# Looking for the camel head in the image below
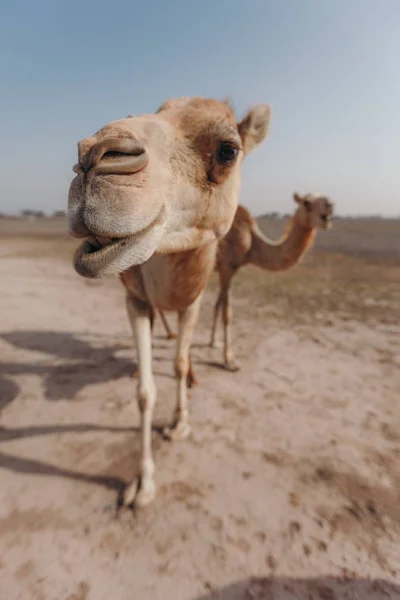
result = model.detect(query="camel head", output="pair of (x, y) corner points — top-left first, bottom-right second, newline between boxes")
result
(293, 193), (334, 230)
(68, 97), (272, 278)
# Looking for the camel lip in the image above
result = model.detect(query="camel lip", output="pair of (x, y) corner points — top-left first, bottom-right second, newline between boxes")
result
(73, 230), (153, 277)
(78, 206), (167, 258)
(72, 205), (167, 278)
(84, 234), (124, 252)
(78, 225), (157, 259)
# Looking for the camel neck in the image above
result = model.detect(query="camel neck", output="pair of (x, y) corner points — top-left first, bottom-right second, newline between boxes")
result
(249, 219), (316, 271)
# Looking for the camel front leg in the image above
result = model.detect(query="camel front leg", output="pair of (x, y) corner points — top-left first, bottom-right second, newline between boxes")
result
(163, 295), (202, 441)
(209, 290), (223, 349)
(132, 306), (156, 379)
(210, 268), (234, 349)
(124, 294), (157, 508)
(222, 289), (240, 372)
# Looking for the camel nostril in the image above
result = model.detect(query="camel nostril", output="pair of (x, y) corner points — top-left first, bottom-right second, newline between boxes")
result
(82, 137), (148, 175)
(101, 141), (147, 161)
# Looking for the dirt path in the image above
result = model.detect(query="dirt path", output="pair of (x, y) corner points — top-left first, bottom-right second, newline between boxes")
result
(1, 244), (400, 600)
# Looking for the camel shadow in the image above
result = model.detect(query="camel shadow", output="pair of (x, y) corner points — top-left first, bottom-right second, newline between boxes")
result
(197, 359), (235, 372)
(2, 330), (128, 361)
(0, 421), (134, 502)
(0, 331), (176, 505)
(0, 448), (126, 495)
(0, 422), (134, 443)
(0, 421), (167, 506)
(194, 576), (400, 599)
(0, 330), (174, 403)
(0, 376), (19, 412)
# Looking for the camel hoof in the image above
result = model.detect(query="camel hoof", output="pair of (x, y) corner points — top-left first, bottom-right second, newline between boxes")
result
(167, 333), (177, 340)
(209, 340), (222, 349)
(163, 421), (192, 441)
(123, 477), (156, 508)
(224, 359), (240, 372)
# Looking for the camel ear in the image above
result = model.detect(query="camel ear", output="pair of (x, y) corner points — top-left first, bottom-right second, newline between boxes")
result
(238, 104), (272, 154)
(293, 192), (302, 204)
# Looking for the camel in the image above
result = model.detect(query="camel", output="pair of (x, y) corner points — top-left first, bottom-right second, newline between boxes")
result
(158, 192), (334, 376)
(68, 96), (271, 507)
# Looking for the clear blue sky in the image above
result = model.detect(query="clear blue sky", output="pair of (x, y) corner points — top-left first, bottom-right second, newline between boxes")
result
(1, 0), (399, 216)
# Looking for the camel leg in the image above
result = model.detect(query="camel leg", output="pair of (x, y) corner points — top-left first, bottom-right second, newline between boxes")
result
(222, 285), (240, 372)
(210, 267), (235, 349)
(132, 306), (155, 379)
(159, 310), (176, 339)
(124, 294), (157, 508)
(134, 311), (197, 385)
(163, 295), (202, 441)
(209, 290), (223, 349)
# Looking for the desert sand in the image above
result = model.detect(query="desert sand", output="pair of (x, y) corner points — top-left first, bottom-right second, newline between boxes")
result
(0, 217), (399, 599)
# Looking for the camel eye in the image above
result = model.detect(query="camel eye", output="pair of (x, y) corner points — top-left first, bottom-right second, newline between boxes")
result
(216, 142), (238, 164)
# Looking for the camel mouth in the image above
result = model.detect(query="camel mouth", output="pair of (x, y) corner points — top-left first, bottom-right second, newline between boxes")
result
(75, 235), (140, 266)
(73, 207), (166, 278)
(320, 214), (332, 229)
(84, 234), (125, 253)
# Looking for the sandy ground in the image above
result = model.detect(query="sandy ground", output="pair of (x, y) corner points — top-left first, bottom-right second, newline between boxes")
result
(1, 237), (400, 600)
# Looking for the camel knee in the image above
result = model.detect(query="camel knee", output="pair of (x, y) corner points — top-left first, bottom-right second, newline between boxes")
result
(174, 355), (189, 379)
(137, 383), (156, 413)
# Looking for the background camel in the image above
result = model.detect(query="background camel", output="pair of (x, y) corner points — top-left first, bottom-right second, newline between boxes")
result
(158, 192), (334, 378)
(68, 96), (271, 507)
